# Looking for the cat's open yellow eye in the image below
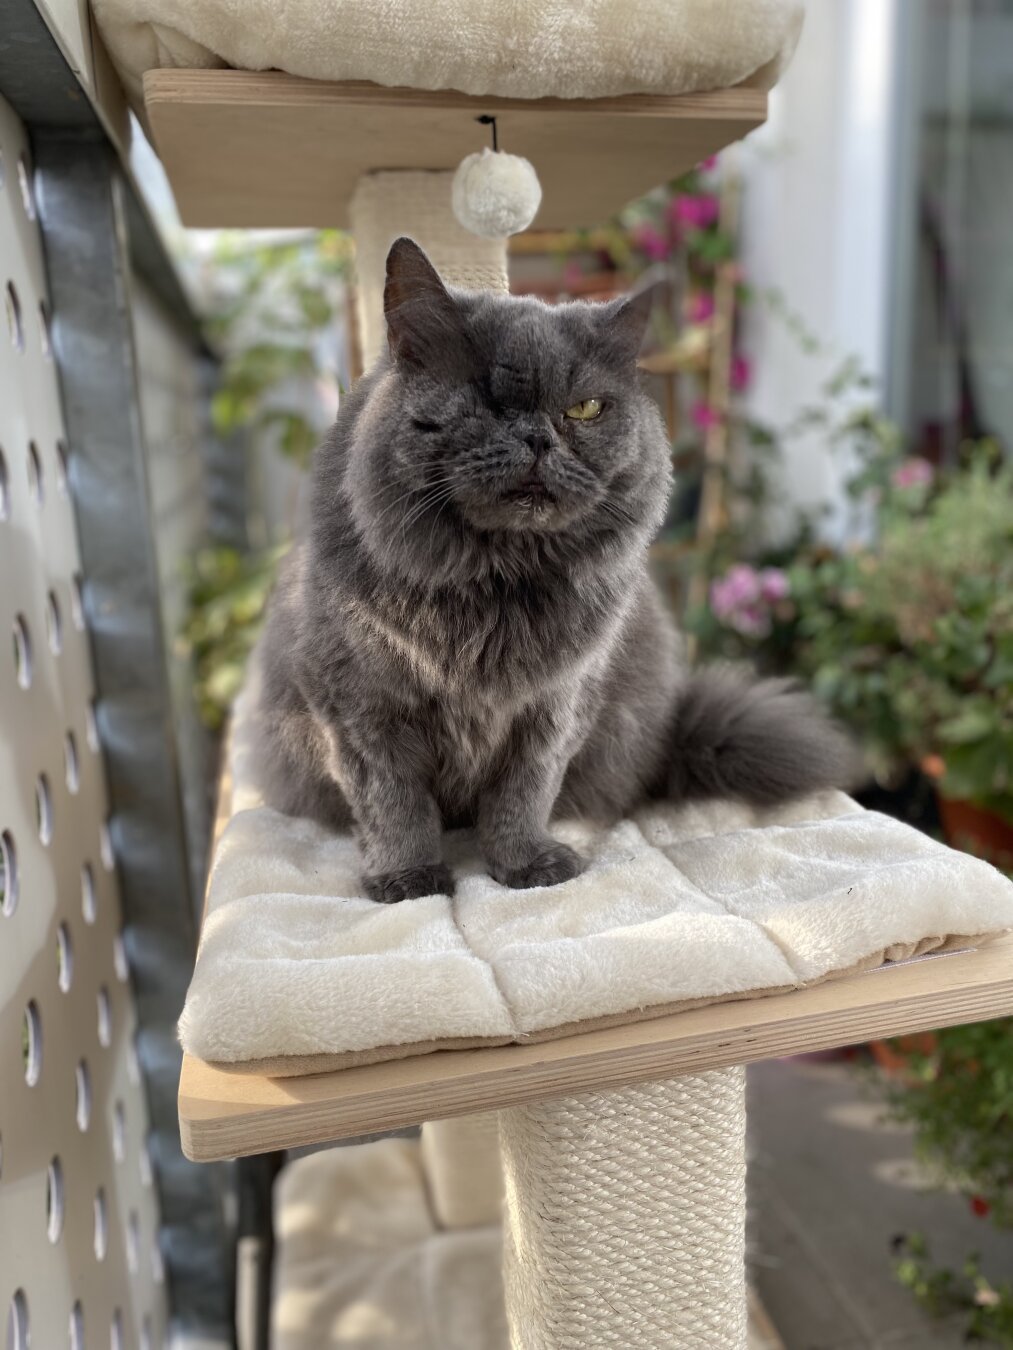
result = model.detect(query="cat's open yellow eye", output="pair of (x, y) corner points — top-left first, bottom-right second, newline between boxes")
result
(563, 397), (603, 421)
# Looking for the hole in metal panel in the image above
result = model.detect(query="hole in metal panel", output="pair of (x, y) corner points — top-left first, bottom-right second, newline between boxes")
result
(71, 573), (85, 629)
(75, 1059), (92, 1131)
(35, 773), (53, 846)
(86, 698), (100, 752)
(112, 1100), (126, 1163)
(6, 1289), (29, 1350)
(100, 820), (114, 871)
(55, 440), (69, 493)
(46, 1155), (65, 1241)
(5, 281), (23, 352)
(26, 441), (42, 504)
(127, 1033), (141, 1085)
(64, 731), (80, 793)
(0, 446), (9, 519)
(81, 862), (97, 924)
(151, 1238), (165, 1284)
(46, 588), (62, 654)
(97, 986), (112, 1048)
(140, 1135), (154, 1189)
(1, 830), (18, 916)
(57, 921), (73, 992)
(23, 1000), (42, 1085)
(12, 613), (32, 688)
(113, 932), (129, 983)
(109, 1309), (123, 1350)
(17, 153), (36, 220)
(38, 300), (51, 359)
(69, 1302), (84, 1350)
(127, 1209), (140, 1272)
(141, 1314), (153, 1350)
(94, 1186), (108, 1261)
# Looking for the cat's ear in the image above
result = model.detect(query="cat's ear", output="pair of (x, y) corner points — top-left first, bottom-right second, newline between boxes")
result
(384, 238), (463, 367)
(599, 283), (661, 362)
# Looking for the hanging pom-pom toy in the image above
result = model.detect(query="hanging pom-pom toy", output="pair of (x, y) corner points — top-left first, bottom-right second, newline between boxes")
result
(451, 117), (542, 239)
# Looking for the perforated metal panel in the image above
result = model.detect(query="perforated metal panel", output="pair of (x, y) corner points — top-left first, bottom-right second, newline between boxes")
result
(1, 92), (168, 1350)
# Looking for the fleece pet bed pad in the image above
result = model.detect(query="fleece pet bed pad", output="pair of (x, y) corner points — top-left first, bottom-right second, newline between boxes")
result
(272, 1142), (506, 1350)
(93, 0), (804, 113)
(179, 696), (1013, 1074)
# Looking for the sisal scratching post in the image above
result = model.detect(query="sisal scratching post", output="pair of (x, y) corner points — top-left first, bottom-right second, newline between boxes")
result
(421, 1113), (503, 1229)
(498, 1069), (748, 1349)
(349, 170), (510, 367)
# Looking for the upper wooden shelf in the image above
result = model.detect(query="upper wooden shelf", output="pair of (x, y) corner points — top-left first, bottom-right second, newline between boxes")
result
(143, 70), (767, 228)
(179, 932), (1013, 1161)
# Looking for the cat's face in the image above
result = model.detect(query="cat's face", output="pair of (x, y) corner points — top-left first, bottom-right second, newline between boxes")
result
(347, 239), (671, 555)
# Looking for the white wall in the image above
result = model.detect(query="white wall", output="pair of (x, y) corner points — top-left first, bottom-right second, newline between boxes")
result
(738, 0), (901, 539)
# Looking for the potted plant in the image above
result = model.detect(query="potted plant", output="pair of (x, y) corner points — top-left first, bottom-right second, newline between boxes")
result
(692, 446), (1013, 865)
(888, 1017), (1013, 1345)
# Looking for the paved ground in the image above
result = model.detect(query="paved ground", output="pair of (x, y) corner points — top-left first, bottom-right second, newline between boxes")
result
(747, 1055), (1011, 1349)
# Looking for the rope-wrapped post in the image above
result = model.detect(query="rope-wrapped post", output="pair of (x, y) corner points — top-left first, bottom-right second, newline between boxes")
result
(349, 169), (509, 367)
(499, 1068), (748, 1349)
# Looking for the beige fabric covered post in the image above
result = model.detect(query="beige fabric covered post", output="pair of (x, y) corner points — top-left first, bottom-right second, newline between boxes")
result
(349, 170), (509, 367)
(498, 1069), (748, 1349)
(421, 1113), (503, 1228)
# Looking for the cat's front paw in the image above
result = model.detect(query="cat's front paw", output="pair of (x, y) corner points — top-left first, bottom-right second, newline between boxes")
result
(490, 843), (585, 890)
(363, 862), (455, 904)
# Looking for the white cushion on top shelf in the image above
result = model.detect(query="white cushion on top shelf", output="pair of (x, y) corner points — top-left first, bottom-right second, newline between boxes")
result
(93, 0), (804, 111)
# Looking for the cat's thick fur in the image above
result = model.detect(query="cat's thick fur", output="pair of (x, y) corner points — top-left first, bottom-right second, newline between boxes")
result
(254, 239), (854, 902)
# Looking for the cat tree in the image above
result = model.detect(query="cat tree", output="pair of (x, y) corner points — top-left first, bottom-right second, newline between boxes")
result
(144, 63), (1013, 1350)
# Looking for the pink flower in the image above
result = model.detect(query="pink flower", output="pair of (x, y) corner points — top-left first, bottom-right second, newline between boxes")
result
(697, 155), (718, 171)
(632, 223), (669, 262)
(709, 564), (788, 639)
(710, 564), (761, 617)
(562, 261), (584, 291)
(669, 193), (721, 231)
(685, 291), (715, 325)
(730, 353), (752, 392)
(759, 568), (790, 602)
(891, 458), (934, 489)
(691, 400), (721, 431)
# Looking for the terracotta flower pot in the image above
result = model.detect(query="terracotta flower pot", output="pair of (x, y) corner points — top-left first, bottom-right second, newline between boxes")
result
(869, 1033), (937, 1076)
(937, 795), (1013, 870)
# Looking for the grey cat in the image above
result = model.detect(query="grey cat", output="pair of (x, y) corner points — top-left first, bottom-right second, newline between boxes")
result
(252, 238), (854, 902)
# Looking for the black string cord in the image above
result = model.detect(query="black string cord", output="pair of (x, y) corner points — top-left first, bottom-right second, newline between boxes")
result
(476, 114), (499, 152)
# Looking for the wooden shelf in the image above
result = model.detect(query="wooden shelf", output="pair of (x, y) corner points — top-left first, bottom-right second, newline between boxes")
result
(179, 932), (1013, 1161)
(143, 70), (767, 228)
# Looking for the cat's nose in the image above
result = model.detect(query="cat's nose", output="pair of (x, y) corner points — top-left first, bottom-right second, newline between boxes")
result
(524, 428), (553, 463)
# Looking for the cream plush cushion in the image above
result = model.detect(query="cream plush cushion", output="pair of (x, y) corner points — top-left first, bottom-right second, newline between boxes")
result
(272, 1141), (506, 1350)
(92, 0), (804, 112)
(177, 689), (1013, 1072)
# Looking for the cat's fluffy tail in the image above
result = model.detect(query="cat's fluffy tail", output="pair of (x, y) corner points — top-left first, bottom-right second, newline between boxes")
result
(667, 668), (859, 806)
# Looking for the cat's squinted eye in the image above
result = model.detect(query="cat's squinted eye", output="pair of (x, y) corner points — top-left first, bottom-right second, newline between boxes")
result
(564, 398), (603, 421)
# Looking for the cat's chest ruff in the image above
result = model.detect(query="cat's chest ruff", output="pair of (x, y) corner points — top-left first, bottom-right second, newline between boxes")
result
(354, 589), (567, 692)
(436, 698), (514, 778)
